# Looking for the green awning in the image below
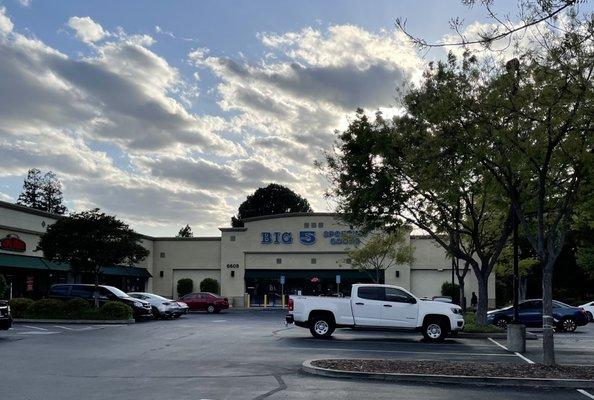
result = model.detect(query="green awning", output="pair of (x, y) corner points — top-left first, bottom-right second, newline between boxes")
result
(0, 253), (50, 271)
(101, 265), (152, 278)
(244, 269), (382, 281)
(0, 253), (151, 278)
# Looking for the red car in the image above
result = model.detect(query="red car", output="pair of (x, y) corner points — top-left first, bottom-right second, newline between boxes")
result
(179, 292), (229, 313)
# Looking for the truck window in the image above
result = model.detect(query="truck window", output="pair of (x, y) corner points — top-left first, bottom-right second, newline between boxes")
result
(384, 287), (415, 303)
(357, 287), (383, 300)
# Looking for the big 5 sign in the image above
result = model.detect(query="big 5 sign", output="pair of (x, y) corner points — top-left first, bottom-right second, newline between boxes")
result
(299, 231), (316, 245)
(0, 234), (26, 252)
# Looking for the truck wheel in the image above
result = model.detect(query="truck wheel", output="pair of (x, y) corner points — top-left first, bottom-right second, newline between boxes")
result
(309, 315), (335, 339)
(422, 318), (447, 342)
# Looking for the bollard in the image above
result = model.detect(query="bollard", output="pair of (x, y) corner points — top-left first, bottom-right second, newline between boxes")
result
(263, 294), (268, 308)
(282, 294), (285, 308)
(245, 293), (250, 309)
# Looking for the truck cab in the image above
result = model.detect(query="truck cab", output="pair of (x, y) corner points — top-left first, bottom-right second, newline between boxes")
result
(286, 284), (464, 342)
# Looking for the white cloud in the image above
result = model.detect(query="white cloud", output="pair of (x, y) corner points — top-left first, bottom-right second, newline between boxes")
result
(0, 6), (13, 35)
(67, 16), (106, 43)
(18, 0), (31, 7)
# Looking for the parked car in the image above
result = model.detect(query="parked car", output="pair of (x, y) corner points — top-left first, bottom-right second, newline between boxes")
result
(580, 301), (594, 322)
(128, 292), (187, 319)
(48, 284), (153, 321)
(0, 300), (12, 330)
(178, 292), (229, 313)
(286, 284), (464, 342)
(486, 299), (589, 332)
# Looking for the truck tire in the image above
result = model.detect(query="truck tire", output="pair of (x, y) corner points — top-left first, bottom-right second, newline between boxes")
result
(422, 318), (447, 342)
(309, 314), (335, 339)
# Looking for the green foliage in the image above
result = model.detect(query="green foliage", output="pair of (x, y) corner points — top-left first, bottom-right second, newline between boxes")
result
(346, 230), (414, 283)
(441, 281), (460, 304)
(38, 209), (150, 278)
(0, 275), (7, 300)
(200, 278), (220, 294)
(24, 299), (65, 319)
(232, 183), (312, 227)
(462, 312), (504, 333)
(97, 301), (132, 320)
(17, 168), (67, 214)
(177, 224), (193, 238)
(8, 298), (34, 318)
(62, 298), (92, 319)
(177, 278), (193, 297)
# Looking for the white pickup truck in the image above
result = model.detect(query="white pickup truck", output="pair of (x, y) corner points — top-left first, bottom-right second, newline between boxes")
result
(286, 284), (464, 342)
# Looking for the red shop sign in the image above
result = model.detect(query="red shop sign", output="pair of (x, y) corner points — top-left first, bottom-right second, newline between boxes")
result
(0, 234), (26, 252)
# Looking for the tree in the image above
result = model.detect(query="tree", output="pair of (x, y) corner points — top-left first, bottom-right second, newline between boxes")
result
(321, 104), (513, 326)
(37, 209), (149, 307)
(200, 278), (220, 294)
(177, 225), (193, 238)
(16, 169), (67, 214)
(231, 183), (313, 227)
(345, 230), (414, 283)
(17, 168), (43, 210)
(441, 281), (461, 304)
(177, 278), (193, 297)
(396, 0), (579, 50)
(39, 172), (67, 214)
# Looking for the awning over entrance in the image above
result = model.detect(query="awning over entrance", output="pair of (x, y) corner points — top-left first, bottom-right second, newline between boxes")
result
(244, 269), (382, 281)
(0, 252), (152, 278)
(0, 253), (49, 271)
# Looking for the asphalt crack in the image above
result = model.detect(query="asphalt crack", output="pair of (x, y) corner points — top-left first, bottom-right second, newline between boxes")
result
(253, 374), (287, 400)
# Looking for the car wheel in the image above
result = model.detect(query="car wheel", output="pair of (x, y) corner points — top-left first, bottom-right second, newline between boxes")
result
(422, 318), (447, 342)
(309, 314), (335, 339)
(586, 312), (593, 323)
(206, 305), (215, 314)
(151, 307), (160, 320)
(494, 317), (509, 330)
(561, 317), (577, 332)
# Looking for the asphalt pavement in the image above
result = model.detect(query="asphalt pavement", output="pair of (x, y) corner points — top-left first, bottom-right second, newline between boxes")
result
(1, 309), (593, 400)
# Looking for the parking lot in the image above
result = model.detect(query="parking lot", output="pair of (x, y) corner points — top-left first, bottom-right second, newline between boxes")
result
(1, 310), (593, 400)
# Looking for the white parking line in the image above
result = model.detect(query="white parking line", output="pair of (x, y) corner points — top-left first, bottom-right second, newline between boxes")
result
(288, 346), (516, 357)
(488, 337), (594, 399)
(22, 325), (48, 331)
(18, 331), (59, 335)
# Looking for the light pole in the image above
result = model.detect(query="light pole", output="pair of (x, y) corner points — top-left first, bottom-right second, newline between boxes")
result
(505, 58), (526, 353)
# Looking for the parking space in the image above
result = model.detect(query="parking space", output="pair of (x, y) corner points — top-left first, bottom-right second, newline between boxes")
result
(0, 311), (592, 400)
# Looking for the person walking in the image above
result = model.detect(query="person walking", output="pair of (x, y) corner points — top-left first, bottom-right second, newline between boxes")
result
(471, 292), (478, 309)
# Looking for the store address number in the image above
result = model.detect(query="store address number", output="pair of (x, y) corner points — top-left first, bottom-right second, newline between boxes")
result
(226, 263), (240, 269)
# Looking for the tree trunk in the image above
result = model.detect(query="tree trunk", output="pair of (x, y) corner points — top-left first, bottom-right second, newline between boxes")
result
(94, 269), (100, 308)
(542, 259), (555, 365)
(375, 268), (380, 284)
(475, 274), (489, 326)
(458, 280), (466, 313)
(519, 277), (527, 301)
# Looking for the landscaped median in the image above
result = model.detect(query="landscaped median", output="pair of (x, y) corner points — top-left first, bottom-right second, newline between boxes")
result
(302, 359), (594, 389)
(9, 298), (135, 324)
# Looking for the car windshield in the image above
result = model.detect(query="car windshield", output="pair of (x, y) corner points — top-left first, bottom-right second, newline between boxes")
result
(146, 294), (170, 301)
(104, 286), (128, 298)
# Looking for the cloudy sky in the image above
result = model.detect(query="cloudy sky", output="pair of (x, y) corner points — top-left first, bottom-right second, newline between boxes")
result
(0, 0), (569, 236)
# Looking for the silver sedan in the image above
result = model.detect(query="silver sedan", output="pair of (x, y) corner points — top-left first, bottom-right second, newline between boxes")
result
(128, 292), (187, 319)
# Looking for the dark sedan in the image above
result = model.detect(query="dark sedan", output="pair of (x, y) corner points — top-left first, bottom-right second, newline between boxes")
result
(486, 299), (589, 332)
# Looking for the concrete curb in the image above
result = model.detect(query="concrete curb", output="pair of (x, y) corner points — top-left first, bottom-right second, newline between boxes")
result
(456, 332), (538, 340)
(302, 359), (594, 389)
(14, 319), (135, 324)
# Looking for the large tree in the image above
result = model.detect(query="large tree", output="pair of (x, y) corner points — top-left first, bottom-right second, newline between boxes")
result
(177, 225), (193, 238)
(231, 183), (312, 227)
(37, 209), (149, 306)
(321, 104), (513, 326)
(17, 168), (67, 214)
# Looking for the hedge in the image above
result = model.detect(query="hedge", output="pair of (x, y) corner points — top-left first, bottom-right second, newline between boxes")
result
(8, 297), (133, 320)
(177, 278), (193, 297)
(200, 278), (220, 294)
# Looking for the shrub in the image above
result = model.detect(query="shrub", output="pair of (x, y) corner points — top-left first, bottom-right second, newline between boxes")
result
(9, 298), (34, 318)
(177, 278), (193, 297)
(441, 281), (460, 305)
(98, 301), (132, 320)
(200, 278), (220, 294)
(62, 298), (93, 319)
(25, 299), (65, 319)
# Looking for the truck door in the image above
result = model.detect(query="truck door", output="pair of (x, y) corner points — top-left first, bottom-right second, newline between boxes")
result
(380, 287), (419, 328)
(352, 286), (383, 326)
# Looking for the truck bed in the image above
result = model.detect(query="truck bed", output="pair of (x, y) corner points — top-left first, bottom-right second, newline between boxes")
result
(290, 295), (355, 326)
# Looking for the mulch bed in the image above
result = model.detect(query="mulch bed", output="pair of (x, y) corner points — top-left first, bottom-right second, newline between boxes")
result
(312, 359), (594, 380)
